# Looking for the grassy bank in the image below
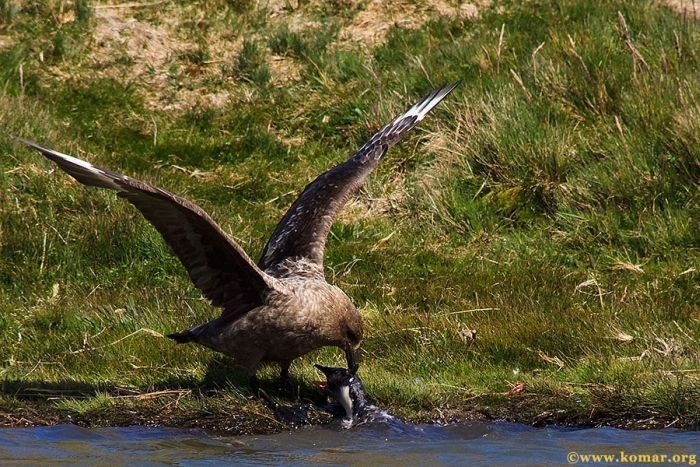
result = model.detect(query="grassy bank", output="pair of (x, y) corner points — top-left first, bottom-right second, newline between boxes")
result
(0, 0), (698, 432)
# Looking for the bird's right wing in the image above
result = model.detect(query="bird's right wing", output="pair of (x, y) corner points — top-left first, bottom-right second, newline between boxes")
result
(15, 137), (276, 318)
(259, 82), (460, 272)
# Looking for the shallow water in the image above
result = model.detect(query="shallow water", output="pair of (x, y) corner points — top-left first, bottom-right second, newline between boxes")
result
(1, 421), (698, 465)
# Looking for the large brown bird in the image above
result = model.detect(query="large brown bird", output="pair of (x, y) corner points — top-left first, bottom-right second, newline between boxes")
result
(14, 82), (459, 387)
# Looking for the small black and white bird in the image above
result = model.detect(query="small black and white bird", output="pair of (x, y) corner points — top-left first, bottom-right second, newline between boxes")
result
(13, 81), (459, 387)
(314, 364), (395, 427)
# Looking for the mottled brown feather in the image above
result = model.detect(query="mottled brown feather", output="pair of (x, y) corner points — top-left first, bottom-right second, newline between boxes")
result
(259, 81), (460, 272)
(13, 137), (273, 318)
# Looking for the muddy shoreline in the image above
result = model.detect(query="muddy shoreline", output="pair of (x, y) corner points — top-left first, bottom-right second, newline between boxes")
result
(2, 393), (697, 435)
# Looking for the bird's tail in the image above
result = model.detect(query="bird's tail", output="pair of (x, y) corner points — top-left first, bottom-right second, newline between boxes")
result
(167, 330), (194, 344)
(167, 323), (206, 344)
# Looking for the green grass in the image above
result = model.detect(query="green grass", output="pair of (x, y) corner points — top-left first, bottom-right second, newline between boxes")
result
(0, 0), (698, 431)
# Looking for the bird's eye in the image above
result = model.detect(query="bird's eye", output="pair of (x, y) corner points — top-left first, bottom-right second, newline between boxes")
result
(346, 329), (357, 342)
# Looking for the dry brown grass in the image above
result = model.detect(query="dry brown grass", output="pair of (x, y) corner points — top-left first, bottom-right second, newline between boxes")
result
(338, 0), (488, 49)
(20, 0), (494, 115)
(661, 0), (700, 19)
(268, 54), (302, 84)
(50, 3), (243, 111)
(0, 35), (13, 49)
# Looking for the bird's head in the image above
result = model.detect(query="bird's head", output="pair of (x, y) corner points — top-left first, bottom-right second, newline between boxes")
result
(341, 305), (363, 363)
(325, 291), (363, 370)
(342, 304), (362, 350)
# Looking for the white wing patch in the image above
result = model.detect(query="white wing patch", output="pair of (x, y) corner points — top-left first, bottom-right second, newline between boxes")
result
(51, 150), (122, 190)
(400, 81), (459, 124)
(14, 137), (123, 191)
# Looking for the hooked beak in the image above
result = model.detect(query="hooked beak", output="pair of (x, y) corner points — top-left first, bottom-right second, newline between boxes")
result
(345, 346), (359, 375)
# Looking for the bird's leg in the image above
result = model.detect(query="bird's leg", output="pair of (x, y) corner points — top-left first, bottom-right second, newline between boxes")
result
(244, 354), (264, 394)
(280, 360), (292, 382)
(278, 360), (296, 393)
(249, 374), (261, 393)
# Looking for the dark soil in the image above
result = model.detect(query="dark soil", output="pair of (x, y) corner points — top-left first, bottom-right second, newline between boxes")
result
(1, 390), (697, 435)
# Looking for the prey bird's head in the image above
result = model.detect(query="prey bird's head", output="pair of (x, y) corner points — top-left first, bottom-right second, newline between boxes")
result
(314, 363), (362, 422)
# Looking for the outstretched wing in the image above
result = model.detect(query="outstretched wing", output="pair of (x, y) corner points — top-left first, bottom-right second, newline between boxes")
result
(259, 81), (460, 272)
(14, 137), (275, 317)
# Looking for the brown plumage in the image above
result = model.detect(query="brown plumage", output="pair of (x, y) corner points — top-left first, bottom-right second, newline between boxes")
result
(13, 82), (459, 385)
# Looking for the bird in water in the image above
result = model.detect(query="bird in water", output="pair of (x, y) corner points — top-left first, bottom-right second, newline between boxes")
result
(314, 364), (394, 428)
(13, 81), (459, 388)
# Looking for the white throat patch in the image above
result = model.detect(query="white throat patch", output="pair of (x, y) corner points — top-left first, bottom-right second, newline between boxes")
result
(338, 385), (353, 418)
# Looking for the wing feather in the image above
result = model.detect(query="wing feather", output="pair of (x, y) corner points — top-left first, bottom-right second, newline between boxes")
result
(259, 81), (460, 272)
(14, 137), (274, 317)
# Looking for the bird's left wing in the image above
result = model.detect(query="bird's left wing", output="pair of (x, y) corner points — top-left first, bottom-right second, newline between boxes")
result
(14, 137), (276, 317)
(259, 81), (460, 273)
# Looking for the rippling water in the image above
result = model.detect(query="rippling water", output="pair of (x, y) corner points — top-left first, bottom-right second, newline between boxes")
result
(1, 421), (698, 465)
